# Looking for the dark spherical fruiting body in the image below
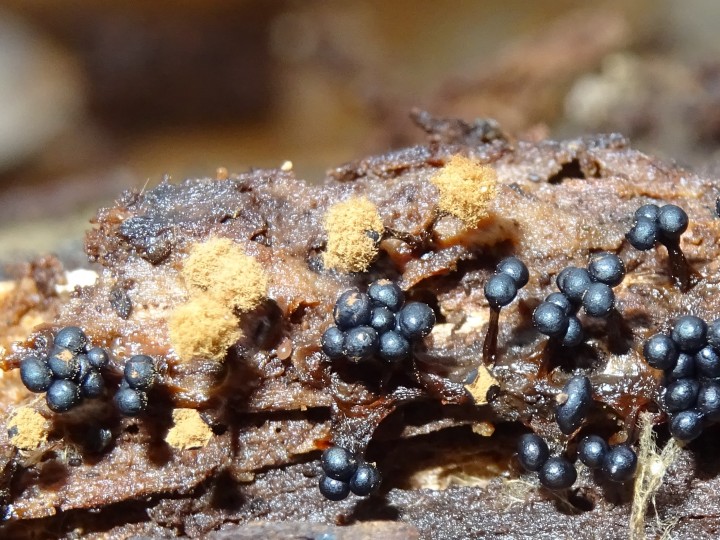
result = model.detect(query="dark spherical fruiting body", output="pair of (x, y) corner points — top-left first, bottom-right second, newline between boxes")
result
(54, 326), (88, 354)
(46, 380), (81, 413)
(643, 334), (679, 370)
(517, 433), (550, 472)
(321, 326), (345, 359)
(484, 273), (518, 310)
(397, 302), (435, 340)
(115, 387), (148, 416)
(602, 445), (638, 482)
(626, 217), (657, 251)
(555, 267), (576, 291)
(368, 280), (404, 312)
(578, 435), (608, 469)
(321, 446), (358, 481)
(695, 346), (720, 379)
(672, 315), (708, 354)
(496, 257), (529, 288)
(657, 204), (689, 241)
(669, 409), (704, 442)
(81, 371), (105, 398)
(48, 349), (81, 381)
(697, 382), (720, 423)
(556, 375), (593, 435)
(343, 326), (379, 360)
(663, 378), (700, 413)
(349, 463), (382, 496)
(319, 475), (350, 501)
(559, 268), (593, 303)
(333, 290), (372, 330)
(87, 347), (109, 370)
(124, 355), (156, 390)
(19, 356), (53, 393)
(560, 316), (584, 347)
(635, 203), (660, 222)
(665, 353), (695, 381)
(538, 457), (577, 490)
(582, 283), (615, 318)
(546, 292), (574, 316)
(533, 302), (569, 338)
(588, 252), (625, 287)
(378, 330), (410, 363)
(370, 307), (395, 334)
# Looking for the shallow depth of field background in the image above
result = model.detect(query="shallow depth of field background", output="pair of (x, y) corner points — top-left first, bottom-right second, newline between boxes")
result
(0, 0), (719, 272)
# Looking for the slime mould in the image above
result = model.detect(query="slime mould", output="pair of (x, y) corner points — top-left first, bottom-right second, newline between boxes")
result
(1, 112), (720, 538)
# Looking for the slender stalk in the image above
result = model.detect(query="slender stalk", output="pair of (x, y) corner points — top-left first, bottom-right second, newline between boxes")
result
(665, 240), (700, 292)
(483, 307), (500, 366)
(607, 308), (632, 355)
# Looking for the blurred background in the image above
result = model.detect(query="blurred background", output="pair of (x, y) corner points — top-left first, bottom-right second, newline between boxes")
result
(1, 0), (720, 273)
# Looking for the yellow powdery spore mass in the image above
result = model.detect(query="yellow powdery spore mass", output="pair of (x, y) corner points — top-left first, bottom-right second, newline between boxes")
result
(165, 408), (213, 450)
(8, 407), (48, 450)
(324, 197), (384, 273)
(431, 155), (498, 227)
(168, 295), (241, 362)
(169, 237), (269, 362)
(181, 237), (268, 312)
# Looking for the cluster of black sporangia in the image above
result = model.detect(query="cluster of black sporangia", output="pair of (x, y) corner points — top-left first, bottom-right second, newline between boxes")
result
(532, 252), (625, 347)
(321, 279), (435, 364)
(567, 375), (638, 484)
(626, 203), (698, 291)
(483, 257), (529, 363)
(517, 375), (638, 489)
(577, 435), (638, 483)
(626, 203), (688, 253)
(318, 446), (381, 501)
(643, 316), (720, 442)
(560, 376), (638, 483)
(483, 257), (529, 311)
(19, 326), (157, 417)
(517, 433), (576, 490)
(115, 355), (157, 417)
(19, 326), (109, 413)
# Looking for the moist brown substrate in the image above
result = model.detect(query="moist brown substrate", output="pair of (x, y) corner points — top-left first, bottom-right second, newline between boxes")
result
(2, 113), (720, 539)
